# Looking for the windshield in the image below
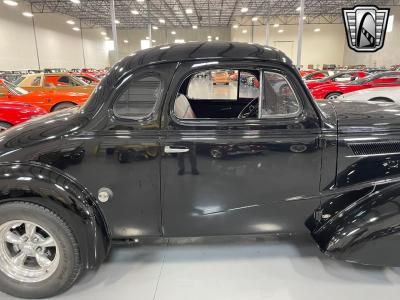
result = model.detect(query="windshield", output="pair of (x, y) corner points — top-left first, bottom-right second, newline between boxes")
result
(2, 80), (29, 95)
(350, 74), (375, 85)
(70, 76), (89, 86)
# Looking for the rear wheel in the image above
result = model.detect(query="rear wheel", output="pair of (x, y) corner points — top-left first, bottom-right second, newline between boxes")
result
(0, 202), (81, 299)
(51, 102), (77, 112)
(325, 92), (342, 100)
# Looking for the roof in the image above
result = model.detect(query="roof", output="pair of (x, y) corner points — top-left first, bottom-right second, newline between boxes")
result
(111, 42), (292, 75)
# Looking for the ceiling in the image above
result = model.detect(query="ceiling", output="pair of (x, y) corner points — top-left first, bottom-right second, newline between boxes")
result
(25, 0), (400, 28)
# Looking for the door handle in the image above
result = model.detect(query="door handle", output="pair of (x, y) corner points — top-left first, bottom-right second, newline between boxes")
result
(164, 146), (190, 153)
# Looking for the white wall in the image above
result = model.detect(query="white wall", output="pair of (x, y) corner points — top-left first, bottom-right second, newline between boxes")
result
(0, 3), (109, 70)
(231, 22), (346, 68)
(109, 27), (231, 64)
(343, 7), (400, 67)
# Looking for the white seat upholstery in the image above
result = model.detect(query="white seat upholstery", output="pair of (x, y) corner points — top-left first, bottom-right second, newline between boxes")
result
(174, 94), (196, 119)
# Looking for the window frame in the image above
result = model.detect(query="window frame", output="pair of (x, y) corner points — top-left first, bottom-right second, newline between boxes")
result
(169, 64), (304, 125)
(259, 70), (302, 119)
(111, 72), (164, 121)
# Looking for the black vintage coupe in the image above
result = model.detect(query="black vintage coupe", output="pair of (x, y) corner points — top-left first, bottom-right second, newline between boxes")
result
(0, 42), (399, 298)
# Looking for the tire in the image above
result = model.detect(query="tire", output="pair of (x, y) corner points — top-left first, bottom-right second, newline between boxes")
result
(51, 102), (77, 112)
(325, 92), (342, 100)
(0, 202), (81, 299)
(0, 122), (12, 132)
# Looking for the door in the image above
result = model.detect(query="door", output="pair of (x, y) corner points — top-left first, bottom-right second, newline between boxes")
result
(161, 61), (322, 237)
(60, 63), (177, 239)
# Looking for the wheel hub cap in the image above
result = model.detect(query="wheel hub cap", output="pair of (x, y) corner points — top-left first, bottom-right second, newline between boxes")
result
(0, 220), (60, 283)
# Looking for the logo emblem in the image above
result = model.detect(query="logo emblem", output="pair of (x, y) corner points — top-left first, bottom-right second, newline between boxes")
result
(342, 5), (390, 52)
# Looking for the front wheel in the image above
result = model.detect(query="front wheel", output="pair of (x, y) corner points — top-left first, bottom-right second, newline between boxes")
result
(325, 92), (342, 100)
(0, 202), (82, 299)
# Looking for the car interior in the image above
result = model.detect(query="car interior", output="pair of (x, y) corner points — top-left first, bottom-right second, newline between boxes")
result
(174, 69), (300, 120)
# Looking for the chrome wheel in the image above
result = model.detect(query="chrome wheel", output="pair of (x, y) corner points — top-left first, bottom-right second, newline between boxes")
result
(0, 220), (60, 283)
(326, 93), (341, 100)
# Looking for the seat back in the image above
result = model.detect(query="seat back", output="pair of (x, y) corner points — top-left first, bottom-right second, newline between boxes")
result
(174, 94), (196, 119)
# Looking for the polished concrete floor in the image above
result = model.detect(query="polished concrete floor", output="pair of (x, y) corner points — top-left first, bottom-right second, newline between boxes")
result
(4, 235), (400, 300)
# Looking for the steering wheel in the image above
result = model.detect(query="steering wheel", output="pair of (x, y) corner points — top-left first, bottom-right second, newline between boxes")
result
(238, 97), (259, 119)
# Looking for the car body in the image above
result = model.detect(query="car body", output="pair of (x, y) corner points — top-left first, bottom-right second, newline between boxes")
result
(310, 71), (400, 100)
(1, 42), (400, 298)
(0, 100), (46, 129)
(212, 70), (230, 85)
(305, 71), (369, 90)
(0, 79), (90, 112)
(299, 69), (316, 77)
(16, 73), (95, 94)
(337, 86), (400, 103)
(302, 70), (335, 81)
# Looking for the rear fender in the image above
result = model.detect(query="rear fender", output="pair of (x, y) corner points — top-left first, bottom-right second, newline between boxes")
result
(310, 181), (400, 266)
(0, 162), (111, 269)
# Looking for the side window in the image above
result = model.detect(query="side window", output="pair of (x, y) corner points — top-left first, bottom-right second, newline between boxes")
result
(261, 71), (300, 117)
(31, 76), (41, 86)
(58, 76), (70, 85)
(113, 75), (163, 119)
(176, 68), (260, 119)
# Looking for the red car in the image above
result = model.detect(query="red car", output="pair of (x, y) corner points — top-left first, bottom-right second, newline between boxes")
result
(306, 71), (369, 90)
(0, 101), (46, 131)
(0, 79), (90, 112)
(310, 71), (400, 100)
(303, 70), (334, 81)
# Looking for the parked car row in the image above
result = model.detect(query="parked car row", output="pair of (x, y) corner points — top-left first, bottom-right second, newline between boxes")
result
(0, 67), (108, 85)
(304, 71), (400, 100)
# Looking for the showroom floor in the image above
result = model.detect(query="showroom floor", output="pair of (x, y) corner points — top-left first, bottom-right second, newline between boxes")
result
(3, 235), (400, 300)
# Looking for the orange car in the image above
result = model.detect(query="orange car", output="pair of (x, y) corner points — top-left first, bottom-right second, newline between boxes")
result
(212, 70), (230, 85)
(16, 73), (95, 94)
(0, 79), (91, 112)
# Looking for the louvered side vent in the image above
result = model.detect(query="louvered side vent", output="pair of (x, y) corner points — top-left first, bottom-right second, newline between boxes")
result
(349, 142), (400, 156)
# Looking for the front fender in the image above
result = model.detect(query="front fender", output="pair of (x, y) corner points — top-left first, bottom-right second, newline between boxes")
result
(311, 181), (400, 266)
(0, 161), (111, 269)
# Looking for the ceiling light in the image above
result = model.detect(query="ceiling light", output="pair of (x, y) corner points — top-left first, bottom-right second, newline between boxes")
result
(252, 17), (258, 22)
(145, 36), (149, 39)
(185, 8), (193, 14)
(303, 16), (306, 20)
(124, 39), (129, 43)
(278, 29), (284, 33)
(296, 6), (301, 11)
(22, 12), (34, 17)
(159, 18), (165, 23)
(152, 26), (158, 30)
(232, 24), (239, 29)
(70, 0), (80, 3)
(105, 36), (110, 40)
(137, 0), (144, 2)
(240, 7), (248, 13)
(72, 27), (80, 31)
(192, 25), (198, 29)
(101, 31), (107, 36)
(152, 39), (156, 43)
(66, 20), (75, 25)
(3, 0), (18, 6)
(242, 29), (247, 33)
(171, 31), (176, 35)
(215, 36), (219, 40)
(273, 23), (279, 27)
(114, 19), (120, 24)
(131, 10), (139, 15)
(207, 35), (212, 39)
(314, 28), (320, 32)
